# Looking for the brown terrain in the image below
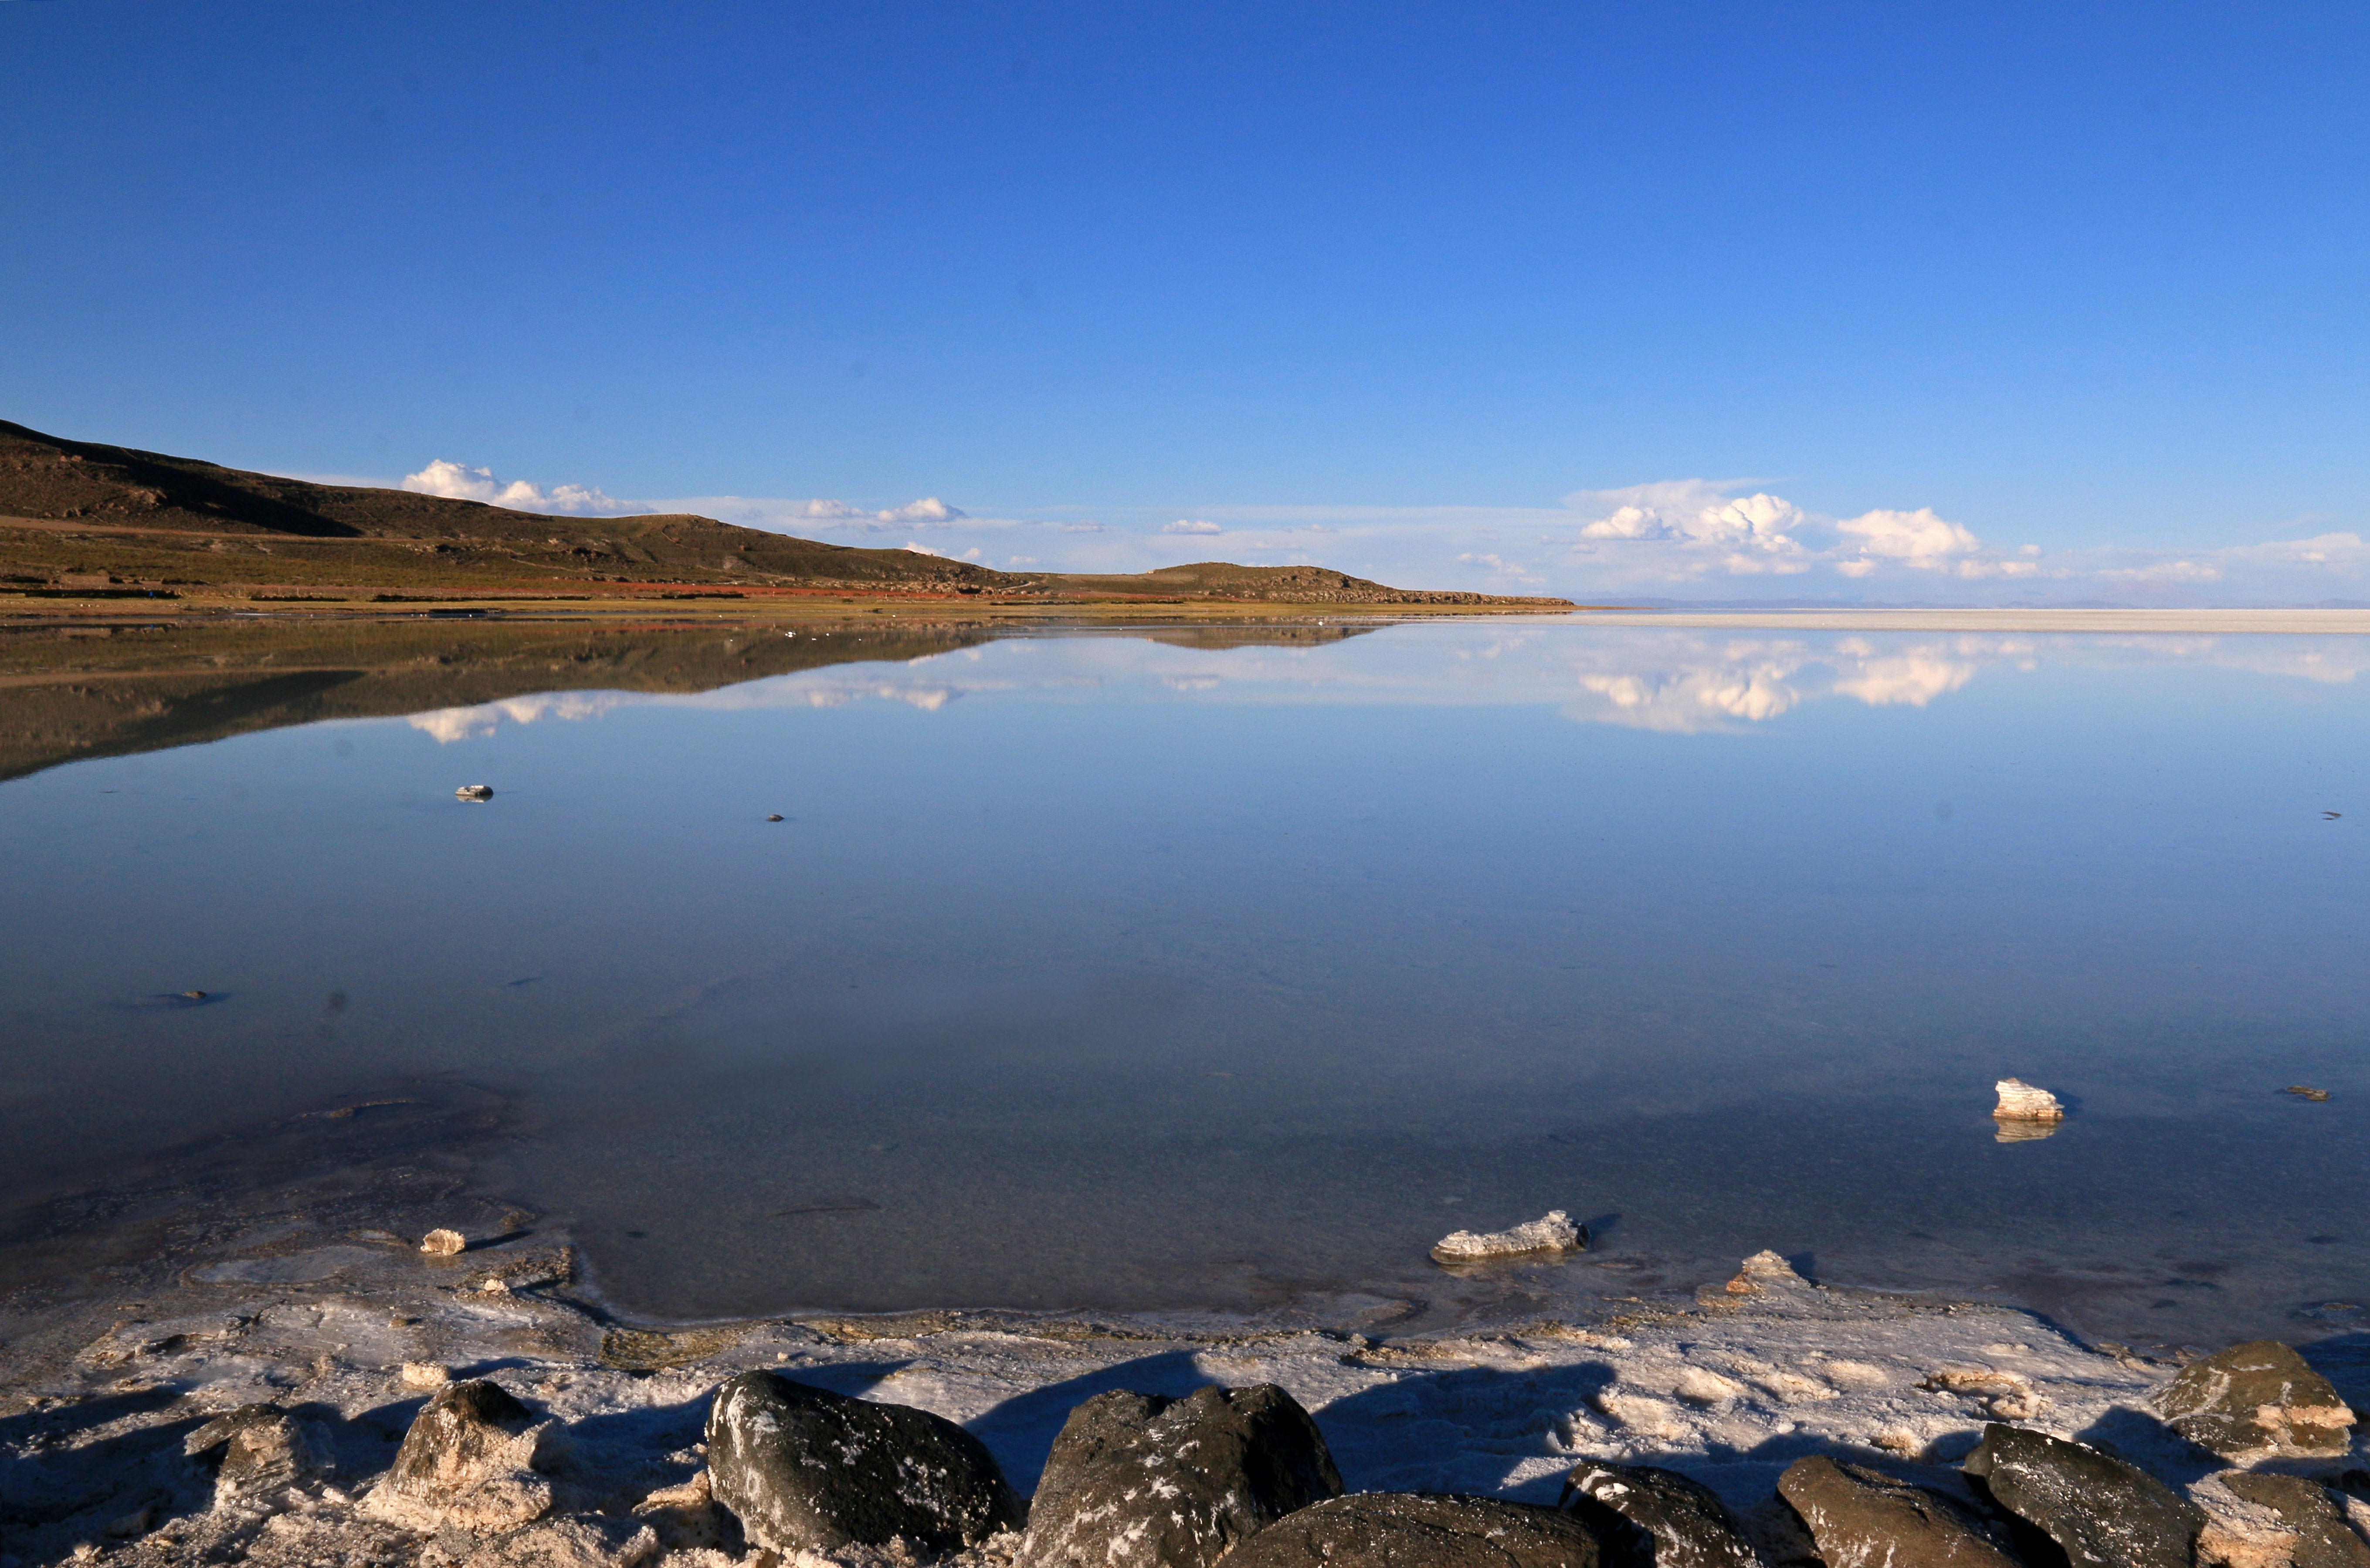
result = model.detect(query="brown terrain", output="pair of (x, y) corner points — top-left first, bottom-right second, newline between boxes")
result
(0, 420), (1571, 610)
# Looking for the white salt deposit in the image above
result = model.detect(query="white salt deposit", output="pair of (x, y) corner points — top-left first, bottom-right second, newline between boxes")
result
(1992, 1077), (2065, 1121)
(11, 1242), (2360, 1568)
(1430, 1209), (1585, 1263)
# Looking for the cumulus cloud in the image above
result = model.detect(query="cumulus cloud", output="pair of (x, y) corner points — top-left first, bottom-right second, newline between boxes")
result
(401, 460), (631, 516)
(1563, 482), (1814, 577)
(1574, 486), (1805, 553)
(1163, 519), (1224, 535)
(800, 497), (966, 527)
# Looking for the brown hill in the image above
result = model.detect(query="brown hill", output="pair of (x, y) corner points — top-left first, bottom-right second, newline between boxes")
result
(0, 421), (1570, 606)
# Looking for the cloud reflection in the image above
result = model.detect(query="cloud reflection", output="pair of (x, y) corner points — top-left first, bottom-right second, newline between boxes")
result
(398, 625), (2370, 744)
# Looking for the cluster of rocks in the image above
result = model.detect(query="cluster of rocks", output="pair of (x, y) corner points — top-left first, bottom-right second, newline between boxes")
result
(273, 1336), (2363, 1568)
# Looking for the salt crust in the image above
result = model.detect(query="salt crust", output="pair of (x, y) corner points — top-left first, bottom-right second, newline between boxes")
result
(15, 1252), (2363, 1565)
(1430, 1210), (1585, 1262)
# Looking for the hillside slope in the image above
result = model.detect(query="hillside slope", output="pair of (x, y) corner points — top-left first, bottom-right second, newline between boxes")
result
(0, 421), (1570, 606)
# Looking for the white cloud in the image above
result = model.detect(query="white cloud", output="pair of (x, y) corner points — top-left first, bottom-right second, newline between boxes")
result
(1836, 507), (1980, 564)
(1163, 519), (1224, 535)
(401, 460), (632, 516)
(798, 496), (966, 527)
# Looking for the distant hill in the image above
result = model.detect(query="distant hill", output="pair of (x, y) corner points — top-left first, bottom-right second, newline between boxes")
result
(0, 421), (1569, 606)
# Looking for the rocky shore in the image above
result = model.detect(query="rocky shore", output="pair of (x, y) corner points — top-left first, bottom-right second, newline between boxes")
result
(4, 1230), (2364, 1568)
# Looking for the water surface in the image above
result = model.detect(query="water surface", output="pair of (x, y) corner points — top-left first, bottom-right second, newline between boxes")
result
(3, 617), (2365, 1348)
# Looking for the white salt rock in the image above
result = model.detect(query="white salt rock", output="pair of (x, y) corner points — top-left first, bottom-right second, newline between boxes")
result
(420, 1229), (468, 1256)
(1430, 1209), (1585, 1263)
(1993, 1078), (2065, 1121)
(400, 1362), (450, 1390)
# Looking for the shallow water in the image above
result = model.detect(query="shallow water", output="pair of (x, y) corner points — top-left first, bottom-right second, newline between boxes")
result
(4, 617), (2367, 1348)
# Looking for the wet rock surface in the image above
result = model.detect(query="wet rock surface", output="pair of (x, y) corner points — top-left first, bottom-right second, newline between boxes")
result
(1019, 1383), (1343, 1568)
(1215, 1493), (1605, 1568)
(1560, 1461), (1758, 1568)
(1777, 1456), (2019, 1568)
(1965, 1423), (2207, 1568)
(705, 1370), (1024, 1554)
(2154, 1341), (2358, 1460)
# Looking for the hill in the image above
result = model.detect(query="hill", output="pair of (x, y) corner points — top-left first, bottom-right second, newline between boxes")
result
(0, 421), (1569, 607)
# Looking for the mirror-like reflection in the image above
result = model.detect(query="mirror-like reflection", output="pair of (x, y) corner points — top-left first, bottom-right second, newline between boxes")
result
(3, 616), (2365, 1348)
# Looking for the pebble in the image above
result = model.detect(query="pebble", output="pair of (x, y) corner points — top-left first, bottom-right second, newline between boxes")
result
(419, 1229), (467, 1256)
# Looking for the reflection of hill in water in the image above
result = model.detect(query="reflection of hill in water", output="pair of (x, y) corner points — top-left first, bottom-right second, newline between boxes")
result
(1132, 623), (1380, 651)
(0, 621), (997, 782)
(0, 619), (1400, 782)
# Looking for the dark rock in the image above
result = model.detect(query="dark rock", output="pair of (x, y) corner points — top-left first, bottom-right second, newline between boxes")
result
(1560, 1462), (1757, 1568)
(1020, 1384), (1343, 1568)
(704, 1371), (1022, 1554)
(1777, 1456), (2019, 1568)
(1965, 1423), (2204, 1568)
(2152, 1341), (2357, 1460)
(1215, 1493), (1604, 1568)
(183, 1402), (323, 1495)
(2219, 1473), (2370, 1568)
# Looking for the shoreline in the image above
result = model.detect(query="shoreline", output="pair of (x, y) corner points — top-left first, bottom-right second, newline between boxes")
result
(8, 1196), (2366, 1567)
(3, 1078), (2364, 1564)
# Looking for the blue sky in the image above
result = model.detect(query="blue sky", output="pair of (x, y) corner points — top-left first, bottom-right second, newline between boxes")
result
(5, 2), (2367, 601)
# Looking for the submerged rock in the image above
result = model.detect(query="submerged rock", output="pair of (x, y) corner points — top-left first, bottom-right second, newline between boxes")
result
(1560, 1461), (1758, 1568)
(1020, 1383), (1341, 1568)
(1777, 1456), (2019, 1568)
(1965, 1423), (2204, 1568)
(1216, 1493), (1605, 1568)
(2219, 1473), (2370, 1568)
(2153, 1341), (2357, 1460)
(704, 1370), (1022, 1554)
(1431, 1210), (1587, 1263)
(1992, 1079), (2065, 1122)
(183, 1402), (324, 1497)
(361, 1378), (569, 1535)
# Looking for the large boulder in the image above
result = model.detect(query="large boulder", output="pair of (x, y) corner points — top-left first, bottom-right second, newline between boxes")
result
(1964, 1424), (2204, 1568)
(2219, 1473), (2370, 1568)
(1215, 1493), (1604, 1568)
(2152, 1342), (2357, 1460)
(1777, 1456), (2020, 1568)
(705, 1371), (1022, 1554)
(360, 1379), (570, 1535)
(1020, 1384), (1343, 1568)
(1560, 1462), (1758, 1568)
(183, 1402), (325, 1498)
